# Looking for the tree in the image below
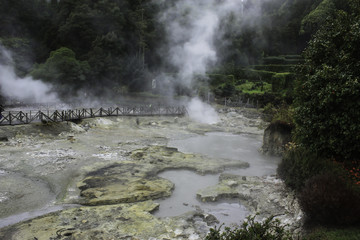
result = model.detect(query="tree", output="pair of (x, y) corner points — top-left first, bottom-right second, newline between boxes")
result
(31, 47), (90, 96)
(294, 0), (360, 162)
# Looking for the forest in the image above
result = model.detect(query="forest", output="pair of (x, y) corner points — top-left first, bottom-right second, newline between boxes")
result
(0, 0), (323, 100)
(1, 0), (360, 239)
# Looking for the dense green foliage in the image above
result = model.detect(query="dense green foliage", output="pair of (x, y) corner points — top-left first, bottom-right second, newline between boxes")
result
(0, 0), (326, 102)
(277, 0), (360, 230)
(31, 47), (90, 96)
(0, 0), (161, 99)
(205, 215), (292, 240)
(294, 0), (360, 162)
(278, 148), (329, 192)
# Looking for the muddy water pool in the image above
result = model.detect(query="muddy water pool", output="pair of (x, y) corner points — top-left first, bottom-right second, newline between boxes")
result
(0, 116), (280, 229)
(154, 132), (280, 225)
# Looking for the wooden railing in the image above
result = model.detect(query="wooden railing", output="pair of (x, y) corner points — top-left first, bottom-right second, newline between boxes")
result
(0, 105), (187, 126)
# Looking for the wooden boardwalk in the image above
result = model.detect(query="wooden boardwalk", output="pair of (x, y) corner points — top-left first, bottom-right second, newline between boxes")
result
(0, 105), (187, 126)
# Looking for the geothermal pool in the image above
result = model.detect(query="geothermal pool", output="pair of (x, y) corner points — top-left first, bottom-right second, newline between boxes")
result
(0, 117), (280, 229)
(154, 132), (280, 225)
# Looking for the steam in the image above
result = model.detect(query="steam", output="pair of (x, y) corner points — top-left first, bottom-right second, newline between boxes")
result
(187, 97), (219, 124)
(0, 45), (59, 104)
(157, 0), (245, 123)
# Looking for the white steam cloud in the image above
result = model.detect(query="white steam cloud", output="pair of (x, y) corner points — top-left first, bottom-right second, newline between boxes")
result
(157, 0), (245, 123)
(187, 97), (219, 124)
(160, 0), (244, 85)
(0, 45), (59, 104)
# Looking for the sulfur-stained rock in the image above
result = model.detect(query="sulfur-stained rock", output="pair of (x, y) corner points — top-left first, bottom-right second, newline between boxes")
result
(76, 146), (249, 206)
(0, 201), (215, 240)
(197, 174), (303, 233)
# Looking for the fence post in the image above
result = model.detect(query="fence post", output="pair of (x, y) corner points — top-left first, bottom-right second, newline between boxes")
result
(9, 112), (12, 125)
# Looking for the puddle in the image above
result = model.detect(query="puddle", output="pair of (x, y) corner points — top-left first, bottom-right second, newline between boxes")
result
(154, 170), (249, 226)
(155, 132), (280, 225)
(168, 132), (280, 176)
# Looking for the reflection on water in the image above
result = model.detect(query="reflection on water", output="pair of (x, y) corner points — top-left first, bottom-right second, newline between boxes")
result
(154, 170), (249, 226)
(0, 204), (78, 228)
(155, 132), (280, 225)
(168, 132), (280, 176)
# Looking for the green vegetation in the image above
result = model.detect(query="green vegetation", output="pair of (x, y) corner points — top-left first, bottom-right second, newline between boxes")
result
(31, 47), (90, 96)
(0, 0), (324, 103)
(235, 81), (272, 94)
(277, 0), (360, 234)
(253, 65), (296, 73)
(295, 0), (360, 162)
(205, 215), (292, 240)
(303, 227), (360, 240)
(1, 1), (360, 237)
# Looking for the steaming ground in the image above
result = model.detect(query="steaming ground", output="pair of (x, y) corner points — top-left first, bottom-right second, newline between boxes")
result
(0, 45), (59, 104)
(0, 108), (260, 223)
(0, 108), (302, 239)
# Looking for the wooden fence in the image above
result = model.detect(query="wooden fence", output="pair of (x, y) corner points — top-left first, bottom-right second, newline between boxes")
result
(0, 105), (187, 126)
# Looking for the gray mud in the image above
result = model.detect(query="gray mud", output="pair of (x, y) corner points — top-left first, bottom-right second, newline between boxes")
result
(0, 108), (302, 239)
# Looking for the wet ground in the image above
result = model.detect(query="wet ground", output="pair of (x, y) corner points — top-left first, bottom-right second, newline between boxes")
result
(0, 108), (302, 239)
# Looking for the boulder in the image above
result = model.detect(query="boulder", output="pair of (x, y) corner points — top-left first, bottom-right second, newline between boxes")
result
(262, 121), (293, 156)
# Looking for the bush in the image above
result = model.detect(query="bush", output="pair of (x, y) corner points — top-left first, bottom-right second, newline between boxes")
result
(243, 69), (276, 82)
(205, 215), (292, 240)
(253, 65), (296, 73)
(263, 56), (286, 65)
(303, 227), (360, 240)
(295, 1), (360, 162)
(277, 148), (331, 192)
(271, 73), (295, 93)
(208, 74), (235, 86)
(299, 173), (360, 226)
(262, 103), (294, 124)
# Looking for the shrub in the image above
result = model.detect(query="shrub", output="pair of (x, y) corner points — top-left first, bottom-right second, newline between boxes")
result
(277, 148), (330, 192)
(272, 104), (294, 125)
(272, 73), (295, 93)
(208, 74), (235, 86)
(243, 69), (276, 82)
(303, 227), (360, 240)
(253, 65), (296, 73)
(295, 1), (360, 162)
(205, 215), (292, 240)
(299, 173), (360, 226)
(262, 103), (294, 124)
(263, 56), (286, 65)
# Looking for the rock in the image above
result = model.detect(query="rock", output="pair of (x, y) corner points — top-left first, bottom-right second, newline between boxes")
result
(262, 121), (293, 156)
(0, 201), (188, 240)
(68, 122), (86, 133)
(225, 180), (239, 187)
(197, 174), (303, 232)
(0, 136), (8, 142)
(77, 146), (249, 206)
